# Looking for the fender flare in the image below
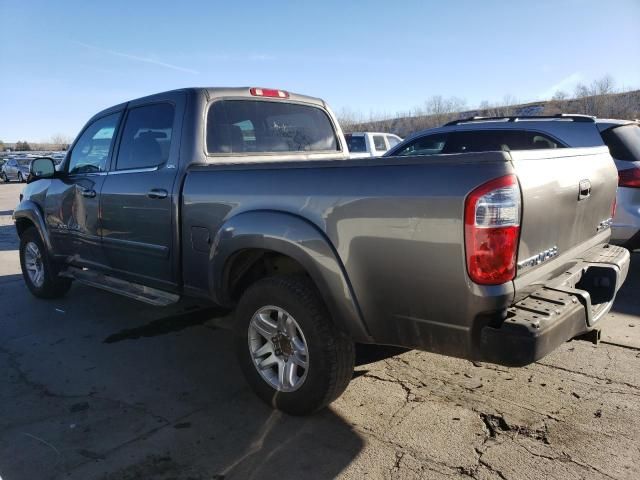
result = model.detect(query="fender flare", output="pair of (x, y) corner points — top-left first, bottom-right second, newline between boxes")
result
(13, 200), (53, 252)
(209, 210), (372, 343)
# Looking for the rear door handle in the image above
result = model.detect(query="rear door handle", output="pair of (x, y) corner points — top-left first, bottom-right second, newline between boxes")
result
(147, 188), (168, 199)
(81, 189), (96, 198)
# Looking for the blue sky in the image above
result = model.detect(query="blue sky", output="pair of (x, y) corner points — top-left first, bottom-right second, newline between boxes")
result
(1, 0), (638, 142)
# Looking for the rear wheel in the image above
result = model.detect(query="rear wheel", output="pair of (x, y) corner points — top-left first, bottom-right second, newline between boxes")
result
(19, 227), (72, 298)
(234, 275), (355, 415)
(0, 172), (8, 183)
(17, 172), (24, 183)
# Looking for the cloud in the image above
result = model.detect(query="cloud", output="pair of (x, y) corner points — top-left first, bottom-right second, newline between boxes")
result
(248, 54), (277, 61)
(75, 41), (199, 74)
(539, 72), (583, 99)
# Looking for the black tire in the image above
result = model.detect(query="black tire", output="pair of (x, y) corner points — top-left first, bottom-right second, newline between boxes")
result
(17, 172), (24, 183)
(234, 275), (355, 415)
(0, 172), (8, 183)
(19, 227), (72, 299)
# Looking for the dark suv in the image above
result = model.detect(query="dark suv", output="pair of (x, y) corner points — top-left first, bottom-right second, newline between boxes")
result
(386, 115), (640, 249)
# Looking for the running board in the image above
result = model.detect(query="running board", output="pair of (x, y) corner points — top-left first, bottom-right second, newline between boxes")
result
(60, 267), (179, 306)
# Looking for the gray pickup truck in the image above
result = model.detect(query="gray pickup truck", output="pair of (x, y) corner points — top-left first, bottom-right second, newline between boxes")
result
(14, 87), (630, 414)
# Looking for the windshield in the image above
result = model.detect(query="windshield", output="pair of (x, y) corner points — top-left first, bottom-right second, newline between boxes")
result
(207, 100), (338, 154)
(601, 124), (640, 162)
(345, 134), (367, 153)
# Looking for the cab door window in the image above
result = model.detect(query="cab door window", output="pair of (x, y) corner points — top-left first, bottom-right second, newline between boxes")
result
(373, 135), (387, 152)
(116, 103), (175, 170)
(68, 113), (121, 174)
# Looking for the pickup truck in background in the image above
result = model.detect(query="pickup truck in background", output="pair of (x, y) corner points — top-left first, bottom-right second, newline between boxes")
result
(344, 131), (402, 158)
(15, 87), (629, 415)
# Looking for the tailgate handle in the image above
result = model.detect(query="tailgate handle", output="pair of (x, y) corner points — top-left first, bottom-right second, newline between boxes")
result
(578, 179), (591, 200)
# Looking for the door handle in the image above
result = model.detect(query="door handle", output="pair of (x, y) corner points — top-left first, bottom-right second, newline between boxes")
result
(147, 188), (168, 199)
(81, 189), (97, 198)
(578, 179), (591, 200)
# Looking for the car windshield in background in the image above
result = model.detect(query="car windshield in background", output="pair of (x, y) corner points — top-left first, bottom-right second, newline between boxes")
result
(207, 100), (338, 154)
(345, 134), (367, 152)
(601, 124), (640, 162)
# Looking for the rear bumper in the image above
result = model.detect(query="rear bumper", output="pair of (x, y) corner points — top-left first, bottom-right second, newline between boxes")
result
(478, 244), (630, 366)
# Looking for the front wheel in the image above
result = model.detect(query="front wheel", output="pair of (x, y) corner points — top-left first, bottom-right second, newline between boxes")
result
(234, 275), (355, 415)
(19, 227), (72, 298)
(17, 172), (24, 183)
(0, 172), (8, 183)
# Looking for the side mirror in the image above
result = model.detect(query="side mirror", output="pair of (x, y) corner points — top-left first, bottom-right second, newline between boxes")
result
(29, 157), (56, 182)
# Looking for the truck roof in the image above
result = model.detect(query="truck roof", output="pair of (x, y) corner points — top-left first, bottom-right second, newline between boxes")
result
(90, 87), (328, 121)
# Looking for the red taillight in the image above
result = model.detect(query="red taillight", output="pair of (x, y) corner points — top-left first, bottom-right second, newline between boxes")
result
(464, 175), (521, 285)
(618, 167), (640, 188)
(249, 87), (289, 98)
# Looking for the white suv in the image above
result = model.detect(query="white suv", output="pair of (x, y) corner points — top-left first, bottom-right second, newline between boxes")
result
(345, 132), (402, 158)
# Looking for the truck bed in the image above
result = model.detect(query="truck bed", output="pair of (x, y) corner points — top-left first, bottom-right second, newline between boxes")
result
(181, 147), (623, 363)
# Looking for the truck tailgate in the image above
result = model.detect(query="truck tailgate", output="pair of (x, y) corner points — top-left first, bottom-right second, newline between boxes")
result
(511, 146), (617, 276)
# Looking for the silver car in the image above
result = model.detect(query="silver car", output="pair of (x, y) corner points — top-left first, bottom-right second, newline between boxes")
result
(386, 115), (640, 249)
(596, 120), (640, 248)
(1, 157), (30, 183)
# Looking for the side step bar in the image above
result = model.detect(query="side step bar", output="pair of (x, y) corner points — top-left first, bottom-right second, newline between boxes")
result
(60, 267), (180, 306)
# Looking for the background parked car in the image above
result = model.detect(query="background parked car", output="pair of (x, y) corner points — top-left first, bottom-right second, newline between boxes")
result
(345, 132), (402, 158)
(1, 157), (31, 182)
(385, 115), (639, 249)
(597, 120), (640, 248)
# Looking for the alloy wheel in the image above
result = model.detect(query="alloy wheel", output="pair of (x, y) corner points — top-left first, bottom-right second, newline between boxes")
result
(248, 305), (309, 392)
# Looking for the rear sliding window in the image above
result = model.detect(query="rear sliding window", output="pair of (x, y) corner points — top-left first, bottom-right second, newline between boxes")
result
(207, 100), (338, 154)
(601, 125), (640, 162)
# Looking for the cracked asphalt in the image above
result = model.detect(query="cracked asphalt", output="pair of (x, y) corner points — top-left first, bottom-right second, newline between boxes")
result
(1, 181), (639, 480)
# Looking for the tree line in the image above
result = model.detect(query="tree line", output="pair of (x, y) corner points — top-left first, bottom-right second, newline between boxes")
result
(1, 134), (73, 152)
(339, 75), (639, 137)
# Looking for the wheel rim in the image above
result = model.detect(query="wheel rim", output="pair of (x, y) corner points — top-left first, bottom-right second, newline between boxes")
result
(248, 305), (309, 392)
(24, 241), (45, 288)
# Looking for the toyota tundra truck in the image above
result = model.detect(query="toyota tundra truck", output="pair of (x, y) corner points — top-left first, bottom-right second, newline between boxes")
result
(14, 87), (629, 415)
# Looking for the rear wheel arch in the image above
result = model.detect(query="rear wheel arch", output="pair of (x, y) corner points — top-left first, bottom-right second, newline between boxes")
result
(210, 211), (371, 342)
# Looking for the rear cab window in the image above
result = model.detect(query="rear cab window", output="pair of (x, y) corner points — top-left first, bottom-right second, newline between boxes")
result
(601, 124), (640, 162)
(345, 134), (367, 153)
(207, 100), (338, 154)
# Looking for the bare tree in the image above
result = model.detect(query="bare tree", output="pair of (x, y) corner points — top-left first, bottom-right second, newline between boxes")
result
(51, 133), (73, 151)
(337, 74), (638, 138)
(552, 90), (568, 101)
